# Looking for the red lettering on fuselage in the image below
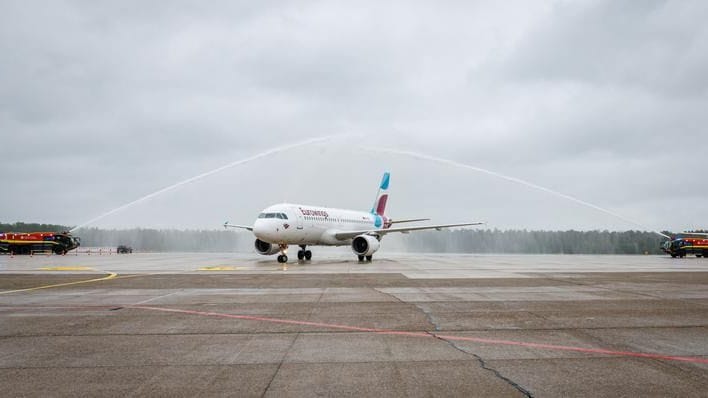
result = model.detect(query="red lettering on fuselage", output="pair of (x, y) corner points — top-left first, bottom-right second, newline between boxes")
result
(299, 207), (329, 218)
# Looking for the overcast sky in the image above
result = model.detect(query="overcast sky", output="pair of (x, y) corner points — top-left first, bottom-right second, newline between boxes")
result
(1, 0), (706, 234)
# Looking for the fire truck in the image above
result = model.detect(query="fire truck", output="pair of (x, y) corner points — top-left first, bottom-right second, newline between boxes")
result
(661, 233), (708, 258)
(0, 231), (81, 255)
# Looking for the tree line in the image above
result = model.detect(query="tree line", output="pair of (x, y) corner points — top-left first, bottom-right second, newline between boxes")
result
(0, 222), (73, 233)
(401, 229), (667, 254)
(74, 227), (247, 252)
(1, 222), (671, 254)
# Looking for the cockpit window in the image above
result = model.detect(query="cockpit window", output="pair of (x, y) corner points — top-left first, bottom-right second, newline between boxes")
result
(259, 212), (288, 219)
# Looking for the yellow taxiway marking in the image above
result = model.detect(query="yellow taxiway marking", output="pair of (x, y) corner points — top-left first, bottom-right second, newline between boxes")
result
(0, 272), (118, 295)
(199, 266), (238, 271)
(40, 266), (94, 271)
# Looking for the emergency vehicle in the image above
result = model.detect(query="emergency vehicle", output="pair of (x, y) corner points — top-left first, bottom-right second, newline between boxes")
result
(0, 231), (81, 255)
(661, 233), (708, 258)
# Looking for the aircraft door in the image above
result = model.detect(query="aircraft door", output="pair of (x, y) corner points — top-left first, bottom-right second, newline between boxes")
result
(294, 206), (304, 230)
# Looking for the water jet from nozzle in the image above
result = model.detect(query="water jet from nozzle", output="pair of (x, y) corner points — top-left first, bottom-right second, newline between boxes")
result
(364, 146), (670, 239)
(71, 135), (341, 232)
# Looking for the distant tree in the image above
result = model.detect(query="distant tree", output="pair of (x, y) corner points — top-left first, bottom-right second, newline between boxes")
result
(0, 222), (71, 233)
(73, 227), (246, 252)
(399, 229), (665, 255)
(3, 222), (668, 254)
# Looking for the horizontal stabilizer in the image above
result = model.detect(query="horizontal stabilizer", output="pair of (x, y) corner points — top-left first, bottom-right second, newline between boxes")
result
(389, 218), (430, 224)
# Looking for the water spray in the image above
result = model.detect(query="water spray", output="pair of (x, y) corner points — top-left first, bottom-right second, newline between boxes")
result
(71, 135), (341, 232)
(364, 147), (670, 239)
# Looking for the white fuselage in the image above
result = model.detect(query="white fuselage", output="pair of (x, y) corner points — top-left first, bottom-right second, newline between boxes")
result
(253, 203), (383, 246)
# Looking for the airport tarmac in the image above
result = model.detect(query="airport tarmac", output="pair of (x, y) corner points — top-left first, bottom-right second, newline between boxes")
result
(1, 253), (707, 397)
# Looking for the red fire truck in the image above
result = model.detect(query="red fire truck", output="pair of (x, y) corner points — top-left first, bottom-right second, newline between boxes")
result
(661, 233), (708, 258)
(0, 231), (81, 255)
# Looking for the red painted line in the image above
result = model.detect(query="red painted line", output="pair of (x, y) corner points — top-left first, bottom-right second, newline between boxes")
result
(131, 305), (708, 365)
(434, 334), (708, 364)
(133, 305), (429, 338)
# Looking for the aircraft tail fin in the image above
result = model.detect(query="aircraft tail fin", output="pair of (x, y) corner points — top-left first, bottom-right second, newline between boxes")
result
(371, 172), (390, 216)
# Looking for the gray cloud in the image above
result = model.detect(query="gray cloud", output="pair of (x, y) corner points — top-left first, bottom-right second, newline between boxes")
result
(1, 0), (706, 233)
(503, 1), (708, 97)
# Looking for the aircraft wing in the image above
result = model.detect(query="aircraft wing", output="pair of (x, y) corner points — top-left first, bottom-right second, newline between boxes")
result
(223, 222), (253, 231)
(334, 222), (485, 240)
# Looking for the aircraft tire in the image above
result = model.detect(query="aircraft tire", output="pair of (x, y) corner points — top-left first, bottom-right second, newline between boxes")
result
(297, 250), (304, 260)
(304, 250), (312, 260)
(277, 255), (288, 263)
(366, 255), (373, 262)
(357, 255), (364, 262)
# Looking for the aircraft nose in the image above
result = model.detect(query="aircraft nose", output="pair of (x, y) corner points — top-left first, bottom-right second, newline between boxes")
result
(253, 219), (279, 241)
(253, 219), (267, 238)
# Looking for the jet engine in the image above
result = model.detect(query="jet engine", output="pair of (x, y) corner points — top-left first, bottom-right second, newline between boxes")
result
(351, 234), (380, 256)
(254, 239), (279, 255)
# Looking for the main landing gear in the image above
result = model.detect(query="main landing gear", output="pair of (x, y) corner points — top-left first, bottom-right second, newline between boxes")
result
(357, 255), (373, 263)
(277, 244), (289, 263)
(297, 245), (312, 261)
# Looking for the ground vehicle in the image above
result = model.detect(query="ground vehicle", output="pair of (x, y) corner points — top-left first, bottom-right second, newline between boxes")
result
(661, 233), (708, 258)
(0, 231), (81, 255)
(116, 245), (133, 254)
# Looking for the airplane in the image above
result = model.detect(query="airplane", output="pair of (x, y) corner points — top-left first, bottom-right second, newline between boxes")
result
(224, 172), (484, 263)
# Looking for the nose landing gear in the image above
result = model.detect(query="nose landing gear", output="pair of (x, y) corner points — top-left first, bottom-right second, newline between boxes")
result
(277, 244), (289, 263)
